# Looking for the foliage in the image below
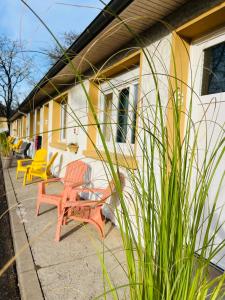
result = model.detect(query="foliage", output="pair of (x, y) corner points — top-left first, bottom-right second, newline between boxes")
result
(0, 132), (11, 157)
(43, 31), (79, 65)
(0, 36), (32, 128)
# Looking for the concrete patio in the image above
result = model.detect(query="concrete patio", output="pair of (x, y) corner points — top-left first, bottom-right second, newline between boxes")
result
(3, 165), (127, 300)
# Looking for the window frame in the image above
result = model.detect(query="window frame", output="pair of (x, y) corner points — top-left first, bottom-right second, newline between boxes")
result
(98, 80), (139, 154)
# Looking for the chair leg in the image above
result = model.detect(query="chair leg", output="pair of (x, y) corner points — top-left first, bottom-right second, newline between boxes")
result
(16, 170), (18, 179)
(62, 207), (69, 225)
(57, 203), (61, 219)
(55, 209), (65, 242)
(96, 212), (105, 239)
(89, 220), (105, 240)
(36, 199), (41, 216)
(99, 225), (105, 240)
(98, 219), (105, 239)
(23, 171), (27, 186)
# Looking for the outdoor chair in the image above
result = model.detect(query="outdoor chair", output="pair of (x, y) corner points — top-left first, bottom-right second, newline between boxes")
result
(36, 160), (89, 219)
(24, 152), (58, 185)
(8, 136), (15, 144)
(55, 177), (121, 242)
(16, 148), (47, 184)
(14, 142), (31, 158)
(10, 137), (18, 146)
(11, 139), (23, 151)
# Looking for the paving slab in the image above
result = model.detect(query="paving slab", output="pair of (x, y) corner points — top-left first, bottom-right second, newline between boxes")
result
(5, 166), (127, 300)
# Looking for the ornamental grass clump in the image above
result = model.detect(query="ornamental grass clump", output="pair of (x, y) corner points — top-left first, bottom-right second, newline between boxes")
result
(0, 132), (11, 157)
(82, 43), (225, 299)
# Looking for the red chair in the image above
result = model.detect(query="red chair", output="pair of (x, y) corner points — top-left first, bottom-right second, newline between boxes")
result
(55, 179), (118, 242)
(36, 160), (89, 218)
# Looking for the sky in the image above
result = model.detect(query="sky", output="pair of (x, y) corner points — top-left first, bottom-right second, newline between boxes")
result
(0, 0), (109, 97)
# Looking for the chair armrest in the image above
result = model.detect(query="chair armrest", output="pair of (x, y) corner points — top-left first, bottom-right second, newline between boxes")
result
(64, 200), (104, 208)
(32, 161), (47, 167)
(18, 158), (33, 162)
(17, 159), (33, 167)
(71, 187), (105, 194)
(43, 177), (62, 184)
(69, 181), (91, 189)
(38, 177), (62, 195)
(15, 148), (23, 154)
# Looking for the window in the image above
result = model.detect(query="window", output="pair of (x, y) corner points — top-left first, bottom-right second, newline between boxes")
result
(99, 82), (139, 150)
(202, 41), (225, 95)
(97, 65), (140, 154)
(116, 88), (129, 143)
(60, 101), (67, 141)
(51, 95), (68, 146)
(103, 93), (113, 142)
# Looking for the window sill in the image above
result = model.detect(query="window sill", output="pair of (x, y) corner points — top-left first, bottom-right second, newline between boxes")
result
(49, 142), (67, 151)
(83, 149), (138, 170)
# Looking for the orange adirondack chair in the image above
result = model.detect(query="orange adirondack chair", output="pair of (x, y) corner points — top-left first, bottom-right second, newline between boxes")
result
(55, 180), (117, 242)
(36, 160), (89, 218)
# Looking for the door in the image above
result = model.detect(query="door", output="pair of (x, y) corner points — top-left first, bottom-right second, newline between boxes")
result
(188, 28), (225, 269)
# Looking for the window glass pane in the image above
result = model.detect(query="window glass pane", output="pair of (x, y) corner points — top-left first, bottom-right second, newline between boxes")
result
(103, 93), (113, 142)
(202, 41), (225, 95)
(116, 88), (129, 143)
(131, 84), (138, 144)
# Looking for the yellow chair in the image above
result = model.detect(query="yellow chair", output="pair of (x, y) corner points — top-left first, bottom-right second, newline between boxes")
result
(7, 136), (15, 144)
(16, 148), (47, 183)
(24, 152), (58, 185)
(11, 139), (23, 151)
(7, 136), (15, 148)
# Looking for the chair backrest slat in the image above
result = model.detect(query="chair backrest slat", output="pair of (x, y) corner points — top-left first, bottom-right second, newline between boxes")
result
(101, 181), (116, 201)
(24, 143), (31, 157)
(46, 152), (58, 174)
(19, 142), (28, 151)
(101, 173), (125, 202)
(33, 149), (47, 162)
(64, 160), (88, 188)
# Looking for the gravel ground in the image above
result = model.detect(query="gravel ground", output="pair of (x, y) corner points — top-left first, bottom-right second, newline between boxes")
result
(0, 160), (20, 300)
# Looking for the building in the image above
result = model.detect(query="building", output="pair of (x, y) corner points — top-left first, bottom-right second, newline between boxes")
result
(0, 103), (8, 133)
(9, 0), (225, 268)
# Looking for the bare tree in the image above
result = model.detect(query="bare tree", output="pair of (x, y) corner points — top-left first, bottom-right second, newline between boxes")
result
(44, 31), (79, 65)
(0, 36), (32, 130)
